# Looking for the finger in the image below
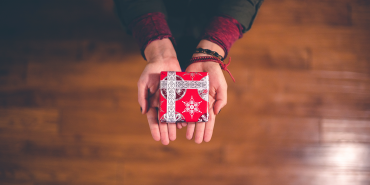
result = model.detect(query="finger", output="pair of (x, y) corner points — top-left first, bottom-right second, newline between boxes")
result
(168, 122), (177, 141)
(213, 84), (227, 115)
(159, 121), (170, 145)
(149, 89), (160, 108)
(138, 82), (148, 114)
(181, 122), (187, 127)
(146, 107), (160, 141)
(204, 110), (215, 142)
(194, 122), (205, 144)
(177, 123), (182, 129)
(186, 122), (196, 140)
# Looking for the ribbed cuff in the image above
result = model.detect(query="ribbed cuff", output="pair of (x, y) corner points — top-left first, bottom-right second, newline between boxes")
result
(128, 12), (176, 60)
(200, 15), (243, 58)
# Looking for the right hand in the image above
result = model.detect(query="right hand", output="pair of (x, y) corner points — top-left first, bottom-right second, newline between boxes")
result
(183, 40), (228, 144)
(138, 38), (182, 145)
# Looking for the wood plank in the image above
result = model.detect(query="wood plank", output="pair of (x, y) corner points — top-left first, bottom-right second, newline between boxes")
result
(0, 89), (37, 107)
(124, 162), (370, 185)
(230, 46), (312, 70)
(352, 3), (370, 28)
(224, 143), (370, 170)
(234, 91), (370, 118)
(258, 1), (352, 26)
(214, 115), (320, 144)
(233, 27), (370, 73)
(0, 58), (27, 88)
(321, 119), (370, 142)
(238, 25), (369, 53)
(34, 87), (136, 109)
(230, 69), (370, 94)
(0, 40), (139, 63)
(27, 57), (144, 89)
(0, 157), (120, 185)
(0, 108), (59, 133)
(0, 133), (222, 163)
(226, 69), (370, 118)
(60, 108), (146, 135)
(60, 105), (321, 144)
(0, 87), (137, 109)
(312, 48), (370, 73)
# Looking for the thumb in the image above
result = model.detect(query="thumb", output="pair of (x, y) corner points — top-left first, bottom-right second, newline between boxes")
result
(149, 88), (160, 108)
(213, 85), (227, 115)
(138, 82), (149, 114)
(148, 81), (160, 106)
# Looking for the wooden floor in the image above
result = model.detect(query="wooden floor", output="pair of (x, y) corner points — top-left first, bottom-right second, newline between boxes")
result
(0, 0), (370, 184)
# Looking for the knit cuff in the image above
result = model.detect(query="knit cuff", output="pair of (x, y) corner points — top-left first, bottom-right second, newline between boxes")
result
(128, 12), (175, 60)
(200, 15), (243, 58)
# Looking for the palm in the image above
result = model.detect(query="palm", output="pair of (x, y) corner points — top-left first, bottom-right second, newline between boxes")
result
(141, 59), (181, 99)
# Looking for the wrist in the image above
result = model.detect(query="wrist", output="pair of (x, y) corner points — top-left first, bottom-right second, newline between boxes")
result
(189, 58), (221, 71)
(144, 38), (177, 63)
(192, 40), (225, 58)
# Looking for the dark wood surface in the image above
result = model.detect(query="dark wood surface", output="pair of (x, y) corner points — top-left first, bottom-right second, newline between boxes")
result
(0, 0), (369, 184)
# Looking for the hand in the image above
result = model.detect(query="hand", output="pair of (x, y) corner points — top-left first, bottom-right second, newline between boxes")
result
(184, 40), (228, 144)
(138, 38), (182, 145)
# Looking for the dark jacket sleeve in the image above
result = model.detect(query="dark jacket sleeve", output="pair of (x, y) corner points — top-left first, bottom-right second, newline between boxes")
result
(113, 0), (167, 32)
(217, 0), (264, 33)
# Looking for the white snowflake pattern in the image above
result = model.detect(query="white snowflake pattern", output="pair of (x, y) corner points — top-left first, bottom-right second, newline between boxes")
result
(182, 96), (202, 119)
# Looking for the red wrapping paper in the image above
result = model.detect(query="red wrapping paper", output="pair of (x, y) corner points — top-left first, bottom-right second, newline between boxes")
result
(159, 71), (209, 123)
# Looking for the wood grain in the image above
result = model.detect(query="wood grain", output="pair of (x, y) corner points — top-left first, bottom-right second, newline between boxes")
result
(0, 108), (59, 133)
(321, 119), (370, 142)
(0, 0), (369, 184)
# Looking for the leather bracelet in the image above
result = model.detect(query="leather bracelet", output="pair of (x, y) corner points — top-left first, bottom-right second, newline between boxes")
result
(190, 56), (235, 82)
(194, 48), (224, 61)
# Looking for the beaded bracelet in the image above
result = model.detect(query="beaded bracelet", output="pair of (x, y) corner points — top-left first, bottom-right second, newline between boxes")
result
(194, 48), (224, 61)
(190, 56), (235, 82)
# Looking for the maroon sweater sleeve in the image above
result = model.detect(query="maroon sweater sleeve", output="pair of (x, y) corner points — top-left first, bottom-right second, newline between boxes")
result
(128, 12), (175, 60)
(129, 13), (242, 60)
(200, 15), (244, 58)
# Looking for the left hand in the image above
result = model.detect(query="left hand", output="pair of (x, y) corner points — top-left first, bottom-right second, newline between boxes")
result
(184, 60), (228, 143)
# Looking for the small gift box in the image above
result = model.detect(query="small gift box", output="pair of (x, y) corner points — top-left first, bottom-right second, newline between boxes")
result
(159, 71), (209, 123)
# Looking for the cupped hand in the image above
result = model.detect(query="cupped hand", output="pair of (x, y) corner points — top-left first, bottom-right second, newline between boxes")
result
(185, 60), (227, 144)
(137, 38), (182, 145)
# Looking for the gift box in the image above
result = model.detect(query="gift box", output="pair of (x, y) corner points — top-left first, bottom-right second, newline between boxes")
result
(159, 71), (209, 123)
